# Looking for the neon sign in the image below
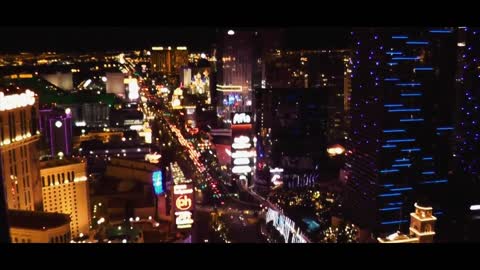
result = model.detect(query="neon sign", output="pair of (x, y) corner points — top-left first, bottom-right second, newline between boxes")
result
(232, 113), (251, 125)
(175, 195), (192, 211)
(175, 212), (194, 228)
(0, 90), (35, 111)
(232, 166), (252, 174)
(145, 152), (161, 164)
(152, 171), (163, 195)
(173, 184), (194, 229)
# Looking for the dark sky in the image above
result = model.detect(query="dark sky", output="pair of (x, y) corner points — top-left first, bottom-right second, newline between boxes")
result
(0, 27), (350, 53)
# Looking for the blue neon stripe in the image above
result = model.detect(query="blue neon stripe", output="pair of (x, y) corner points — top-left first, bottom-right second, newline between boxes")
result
(378, 193), (402, 197)
(392, 163), (411, 167)
(422, 171), (435, 175)
(400, 118), (424, 122)
(389, 108), (421, 112)
(436, 127), (454, 131)
(414, 67), (434, 71)
(429, 29), (453, 33)
(380, 169), (400, 173)
(379, 207), (402, 211)
(384, 78), (400, 81)
(391, 187), (413, 191)
(387, 62), (399, 66)
(406, 41), (429, 45)
(401, 148), (421, 152)
(434, 211), (443, 215)
(381, 220), (408, 225)
(420, 179), (448, 184)
(383, 129), (406, 133)
(395, 158), (410, 162)
(401, 93), (422, 97)
(384, 104), (403, 107)
(383, 184), (394, 187)
(382, 144), (397, 148)
(392, 57), (419, 61)
(386, 52), (403, 55)
(388, 202), (403, 206)
(392, 36), (408, 39)
(422, 157), (433, 160)
(396, 83), (421, 86)
(386, 139), (415, 143)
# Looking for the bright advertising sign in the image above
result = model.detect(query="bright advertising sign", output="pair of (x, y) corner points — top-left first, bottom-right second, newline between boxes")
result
(152, 171), (164, 195)
(173, 184), (194, 229)
(232, 112), (251, 125)
(231, 112), (255, 176)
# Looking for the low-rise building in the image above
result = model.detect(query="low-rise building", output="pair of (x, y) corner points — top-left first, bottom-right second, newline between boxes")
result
(9, 210), (71, 243)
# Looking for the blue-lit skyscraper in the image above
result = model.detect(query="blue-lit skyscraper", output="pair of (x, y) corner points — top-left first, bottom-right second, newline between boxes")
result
(454, 27), (480, 240)
(455, 27), (480, 185)
(342, 28), (457, 240)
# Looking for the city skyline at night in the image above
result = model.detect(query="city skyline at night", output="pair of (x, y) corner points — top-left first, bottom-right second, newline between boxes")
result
(1, 26), (479, 244)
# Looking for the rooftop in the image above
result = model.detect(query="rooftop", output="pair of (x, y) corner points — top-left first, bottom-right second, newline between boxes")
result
(40, 158), (84, 169)
(8, 210), (70, 230)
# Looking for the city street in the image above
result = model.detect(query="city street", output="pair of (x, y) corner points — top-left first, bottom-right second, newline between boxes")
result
(138, 87), (266, 243)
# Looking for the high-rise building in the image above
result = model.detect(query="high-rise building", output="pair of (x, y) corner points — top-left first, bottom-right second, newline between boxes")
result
(39, 107), (73, 157)
(454, 27), (480, 187)
(39, 158), (90, 238)
(262, 49), (350, 144)
(151, 46), (188, 74)
(453, 27), (480, 240)
(0, 156), (10, 242)
(216, 30), (255, 118)
(342, 28), (457, 239)
(344, 55), (353, 138)
(215, 29), (285, 121)
(217, 30), (254, 92)
(254, 88), (329, 191)
(106, 72), (126, 99)
(180, 67), (192, 87)
(81, 103), (110, 128)
(0, 88), (42, 211)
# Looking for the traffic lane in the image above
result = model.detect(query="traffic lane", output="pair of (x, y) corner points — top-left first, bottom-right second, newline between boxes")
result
(221, 211), (265, 243)
(192, 210), (212, 243)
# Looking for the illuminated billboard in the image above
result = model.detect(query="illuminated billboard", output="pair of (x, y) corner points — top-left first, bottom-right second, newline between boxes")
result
(173, 184), (194, 229)
(232, 112), (251, 125)
(231, 112), (255, 177)
(152, 171), (164, 195)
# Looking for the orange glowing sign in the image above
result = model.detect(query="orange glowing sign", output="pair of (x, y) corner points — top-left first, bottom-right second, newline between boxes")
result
(173, 184), (195, 229)
(175, 195), (192, 211)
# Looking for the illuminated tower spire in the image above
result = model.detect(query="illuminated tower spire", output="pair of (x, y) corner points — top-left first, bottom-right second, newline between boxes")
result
(409, 203), (437, 243)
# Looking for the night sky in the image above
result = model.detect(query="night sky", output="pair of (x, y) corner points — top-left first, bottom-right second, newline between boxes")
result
(0, 27), (350, 53)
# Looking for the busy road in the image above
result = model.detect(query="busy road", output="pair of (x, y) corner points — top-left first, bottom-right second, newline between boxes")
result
(137, 84), (266, 243)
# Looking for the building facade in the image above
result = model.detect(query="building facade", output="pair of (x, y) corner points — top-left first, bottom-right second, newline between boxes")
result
(151, 46), (188, 74)
(454, 27), (480, 190)
(39, 108), (73, 157)
(105, 157), (161, 185)
(377, 203), (437, 243)
(0, 88), (42, 211)
(262, 49), (350, 144)
(106, 72), (126, 99)
(40, 72), (74, 91)
(8, 210), (71, 243)
(342, 28), (456, 238)
(40, 159), (90, 238)
(254, 88), (329, 191)
(216, 30), (255, 119)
